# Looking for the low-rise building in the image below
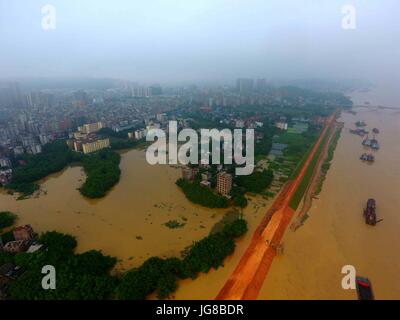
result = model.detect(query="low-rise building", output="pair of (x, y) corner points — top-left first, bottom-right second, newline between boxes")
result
(275, 121), (288, 130)
(13, 225), (35, 241)
(82, 138), (110, 154)
(78, 122), (105, 134)
(68, 134), (110, 154)
(134, 129), (147, 140)
(182, 167), (199, 181)
(3, 240), (30, 254)
(0, 157), (12, 168)
(0, 169), (12, 185)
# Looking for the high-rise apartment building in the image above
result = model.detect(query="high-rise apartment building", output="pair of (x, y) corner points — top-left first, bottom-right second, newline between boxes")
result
(216, 172), (233, 196)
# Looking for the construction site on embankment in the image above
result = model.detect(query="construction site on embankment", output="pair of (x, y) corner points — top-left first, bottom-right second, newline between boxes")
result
(216, 111), (340, 300)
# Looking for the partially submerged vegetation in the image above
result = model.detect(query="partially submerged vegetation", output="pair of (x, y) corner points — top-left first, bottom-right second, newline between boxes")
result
(0, 211), (17, 231)
(115, 218), (247, 299)
(235, 169), (273, 194)
(6, 141), (82, 196)
(1, 212), (247, 300)
(6, 232), (118, 300)
(176, 178), (228, 208)
(4, 140), (123, 199)
(79, 149), (121, 198)
(164, 220), (186, 229)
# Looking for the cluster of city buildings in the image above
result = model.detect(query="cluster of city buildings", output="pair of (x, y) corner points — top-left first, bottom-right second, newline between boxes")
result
(0, 78), (346, 188)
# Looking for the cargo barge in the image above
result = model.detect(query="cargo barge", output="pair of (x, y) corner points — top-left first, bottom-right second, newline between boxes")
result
(362, 136), (380, 150)
(350, 128), (368, 136)
(363, 198), (377, 226)
(360, 153), (374, 162)
(370, 138), (380, 150)
(356, 277), (374, 300)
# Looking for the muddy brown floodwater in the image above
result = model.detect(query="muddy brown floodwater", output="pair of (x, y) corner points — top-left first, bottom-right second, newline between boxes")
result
(2, 88), (399, 300)
(259, 103), (400, 299)
(0, 150), (224, 271)
(0, 149), (269, 277)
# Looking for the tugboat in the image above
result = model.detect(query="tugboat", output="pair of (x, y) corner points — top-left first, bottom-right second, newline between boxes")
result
(360, 153), (374, 162)
(356, 277), (374, 300)
(363, 198), (377, 226)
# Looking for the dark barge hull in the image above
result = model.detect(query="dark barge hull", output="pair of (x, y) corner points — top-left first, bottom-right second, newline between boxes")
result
(356, 277), (374, 300)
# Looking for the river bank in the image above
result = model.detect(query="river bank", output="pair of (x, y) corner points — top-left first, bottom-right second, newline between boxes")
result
(0, 149), (271, 274)
(259, 101), (400, 299)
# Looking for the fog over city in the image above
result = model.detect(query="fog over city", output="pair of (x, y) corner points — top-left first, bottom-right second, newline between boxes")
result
(0, 0), (398, 85)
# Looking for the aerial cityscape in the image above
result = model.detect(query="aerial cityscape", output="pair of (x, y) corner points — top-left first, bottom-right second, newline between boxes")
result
(0, 0), (399, 307)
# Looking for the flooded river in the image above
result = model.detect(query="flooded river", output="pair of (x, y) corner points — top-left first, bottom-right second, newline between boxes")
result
(1, 150), (229, 271)
(0, 149), (269, 276)
(2, 87), (398, 299)
(259, 93), (400, 299)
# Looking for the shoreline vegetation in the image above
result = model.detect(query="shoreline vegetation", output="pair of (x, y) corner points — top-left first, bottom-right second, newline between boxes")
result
(5, 140), (83, 198)
(0, 211), (247, 300)
(290, 117), (342, 231)
(289, 127), (331, 210)
(2, 138), (138, 200)
(315, 126), (342, 195)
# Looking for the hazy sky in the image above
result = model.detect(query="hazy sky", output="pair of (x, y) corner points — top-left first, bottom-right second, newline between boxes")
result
(0, 0), (399, 84)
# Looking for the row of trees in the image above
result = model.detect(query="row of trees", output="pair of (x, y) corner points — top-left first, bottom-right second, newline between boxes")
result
(79, 149), (121, 198)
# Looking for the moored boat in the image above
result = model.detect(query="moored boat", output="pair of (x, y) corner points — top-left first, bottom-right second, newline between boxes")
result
(363, 198), (377, 226)
(360, 153), (374, 162)
(356, 277), (374, 300)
